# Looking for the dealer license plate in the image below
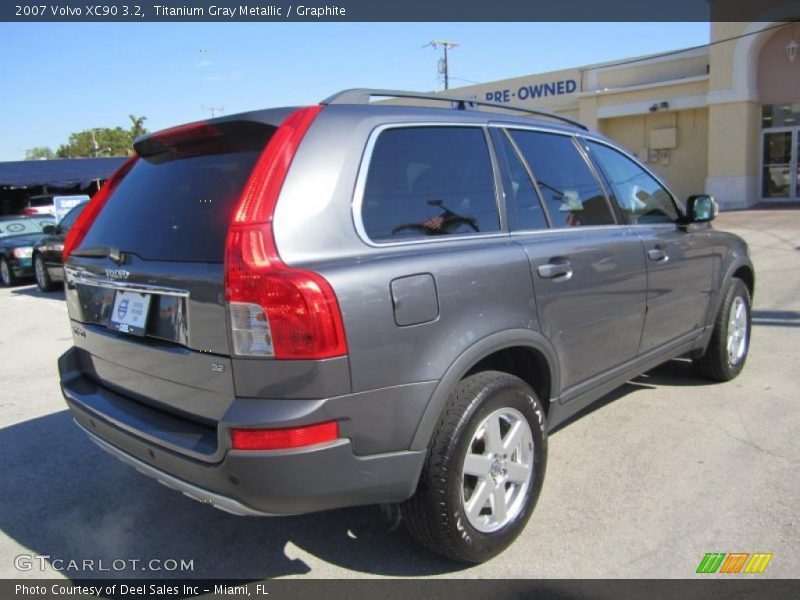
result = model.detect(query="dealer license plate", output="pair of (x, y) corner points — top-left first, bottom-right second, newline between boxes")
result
(109, 290), (152, 336)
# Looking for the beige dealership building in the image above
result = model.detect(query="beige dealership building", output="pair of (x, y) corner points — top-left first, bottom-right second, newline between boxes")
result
(445, 18), (800, 210)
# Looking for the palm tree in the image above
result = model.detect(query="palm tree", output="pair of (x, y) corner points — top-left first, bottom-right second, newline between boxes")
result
(128, 115), (148, 139)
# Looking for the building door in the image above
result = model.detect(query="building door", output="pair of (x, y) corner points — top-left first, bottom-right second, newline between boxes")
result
(761, 128), (799, 201)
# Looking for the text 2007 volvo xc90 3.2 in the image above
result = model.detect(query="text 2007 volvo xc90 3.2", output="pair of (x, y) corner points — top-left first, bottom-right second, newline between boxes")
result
(58, 89), (754, 563)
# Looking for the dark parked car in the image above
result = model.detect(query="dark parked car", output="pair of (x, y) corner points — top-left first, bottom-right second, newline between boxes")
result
(58, 90), (754, 563)
(32, 201), (88, 292)
(0, 215), (56, 286)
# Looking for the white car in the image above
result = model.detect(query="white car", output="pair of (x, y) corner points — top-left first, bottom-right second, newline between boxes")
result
(22, 194), (56, 216)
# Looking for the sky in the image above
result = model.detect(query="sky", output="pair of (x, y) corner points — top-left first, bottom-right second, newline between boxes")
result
(0, 22), (709, 161)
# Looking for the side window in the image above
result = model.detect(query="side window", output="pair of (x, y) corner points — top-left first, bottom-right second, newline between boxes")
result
(492, 130), (548, 231)
(509, 130), (615, 228)
(587, 141), (679, 224)
(58, 203), (87, 231)
(361, 127), (500, 242)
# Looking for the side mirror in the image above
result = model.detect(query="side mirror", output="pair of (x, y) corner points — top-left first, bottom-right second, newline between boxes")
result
(686, 194), (718, 223)
(42, 225), (56, 234)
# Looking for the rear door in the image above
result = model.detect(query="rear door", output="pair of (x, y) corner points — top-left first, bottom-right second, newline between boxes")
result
(494, 127), (648, 393)
(64, 119), (278, 423)
(583, 139), (714, 353)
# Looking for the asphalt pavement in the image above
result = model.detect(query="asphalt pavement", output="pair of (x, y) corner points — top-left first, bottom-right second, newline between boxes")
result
(0, 208), (797, 579)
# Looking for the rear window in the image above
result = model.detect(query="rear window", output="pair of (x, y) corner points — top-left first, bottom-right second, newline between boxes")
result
(0, 217), (54, 238)
(361, 126), (500, 242)
(79, 121), (275, 263)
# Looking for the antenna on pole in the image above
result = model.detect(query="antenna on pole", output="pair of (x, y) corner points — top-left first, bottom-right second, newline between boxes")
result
(201, 104), (225, 118)
(424, 40), (458, 90)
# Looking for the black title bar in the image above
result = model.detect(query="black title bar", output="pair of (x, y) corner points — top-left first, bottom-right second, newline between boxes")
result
(2, 0), (797, 22)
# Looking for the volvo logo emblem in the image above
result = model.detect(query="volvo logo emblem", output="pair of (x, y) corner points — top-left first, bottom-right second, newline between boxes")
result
(105, 268), (130, 280)
(117, 299), (129, 319)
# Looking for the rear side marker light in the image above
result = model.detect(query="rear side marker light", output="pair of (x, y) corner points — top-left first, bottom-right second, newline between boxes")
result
(231, 421), (339, 451)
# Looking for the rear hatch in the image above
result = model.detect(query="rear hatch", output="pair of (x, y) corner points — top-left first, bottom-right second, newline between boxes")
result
(64, 116), (281, 425)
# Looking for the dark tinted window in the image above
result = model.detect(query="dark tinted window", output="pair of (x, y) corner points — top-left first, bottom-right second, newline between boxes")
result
(509, 130), (614, 228)
(361, 127), (500, 241)
(492, 130), (548, 231)
(80, 121), (275, 263)
(587, 141), (679, 224)
(58, 203), (86, 231)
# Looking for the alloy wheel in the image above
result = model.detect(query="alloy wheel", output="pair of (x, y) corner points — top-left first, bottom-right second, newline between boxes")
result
(727, 296), (748, 365)
(461, 407), (534, 533)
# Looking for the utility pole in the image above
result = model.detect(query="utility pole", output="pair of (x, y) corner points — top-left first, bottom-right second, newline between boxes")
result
(425, 40), (458, 90)
(201, 104), (224, 118)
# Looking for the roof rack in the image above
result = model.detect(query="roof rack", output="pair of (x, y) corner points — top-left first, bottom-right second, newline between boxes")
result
(321, 88), (588, 131)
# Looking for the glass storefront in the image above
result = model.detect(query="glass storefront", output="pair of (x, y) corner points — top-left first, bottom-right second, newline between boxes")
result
(762, 104), (800, 200)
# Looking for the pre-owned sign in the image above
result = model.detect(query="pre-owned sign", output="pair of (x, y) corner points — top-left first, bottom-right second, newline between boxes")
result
(485, 79), (578, 103)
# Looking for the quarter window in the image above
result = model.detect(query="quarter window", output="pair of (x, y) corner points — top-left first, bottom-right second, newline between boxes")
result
(509, 130), (615, 228)
(361, 127), (500, 242)
(587, 141), (679, 224)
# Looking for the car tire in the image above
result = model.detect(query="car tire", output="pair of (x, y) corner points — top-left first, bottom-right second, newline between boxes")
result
(33, 254), (55, 292)
(0, 257), (17, 287)
(692, 278), (751, 382)
(401, 370), (547, 563)
(33, 253), (56, 292)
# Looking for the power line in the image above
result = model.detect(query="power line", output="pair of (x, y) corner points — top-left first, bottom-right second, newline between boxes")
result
(584, 20), (799, 73)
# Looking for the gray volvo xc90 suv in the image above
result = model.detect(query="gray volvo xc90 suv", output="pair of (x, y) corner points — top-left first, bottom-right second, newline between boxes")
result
(58, 89), (754, 563)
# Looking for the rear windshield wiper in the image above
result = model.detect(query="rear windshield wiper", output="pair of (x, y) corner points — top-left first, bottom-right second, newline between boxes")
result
(70, 246), (126, 263)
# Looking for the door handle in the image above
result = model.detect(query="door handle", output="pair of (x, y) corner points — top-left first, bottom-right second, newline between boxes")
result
(648, 247), (668, 262)
(537, 259), (573, 280)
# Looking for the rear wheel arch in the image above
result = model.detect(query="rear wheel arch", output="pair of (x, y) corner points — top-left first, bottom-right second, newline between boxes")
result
(464, 347), (552, 417)
(409, 330), (559, 452)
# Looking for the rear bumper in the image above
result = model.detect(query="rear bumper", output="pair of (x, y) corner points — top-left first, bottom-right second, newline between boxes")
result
(78, 422), (271, 516)
(59, 347), (429, 516)
(47, 264), (65, 282)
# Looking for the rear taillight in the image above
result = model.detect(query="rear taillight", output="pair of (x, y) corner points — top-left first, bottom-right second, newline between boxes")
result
(224, 105), (347, 360)
(62, 157), (137, 260)
(231, 421), (339, 451)
(22, 207), (37, 216)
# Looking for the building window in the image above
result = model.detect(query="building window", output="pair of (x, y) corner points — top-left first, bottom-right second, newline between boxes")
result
(762, 103), (800, 128)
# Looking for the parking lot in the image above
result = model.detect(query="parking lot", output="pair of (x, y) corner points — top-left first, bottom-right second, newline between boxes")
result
(0, 208), (797, 580)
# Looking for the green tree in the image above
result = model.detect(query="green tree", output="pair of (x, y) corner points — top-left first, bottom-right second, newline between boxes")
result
(56, 127), (134, 158)
(25, 146), (55, 160)
(128, 114), (148, 140)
